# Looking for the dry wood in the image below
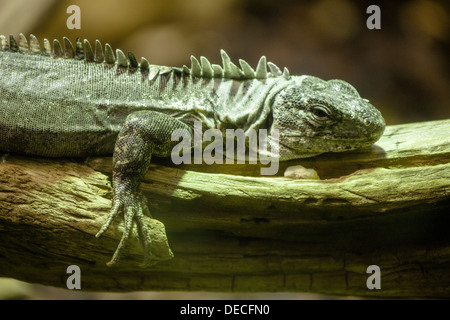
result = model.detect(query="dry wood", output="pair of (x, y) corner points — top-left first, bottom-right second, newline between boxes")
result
(0, 119), (449, 298)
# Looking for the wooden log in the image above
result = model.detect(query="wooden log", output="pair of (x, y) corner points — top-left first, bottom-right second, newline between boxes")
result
(0, 119), (449, 298)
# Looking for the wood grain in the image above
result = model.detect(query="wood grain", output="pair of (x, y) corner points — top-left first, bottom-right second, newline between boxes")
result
(0, 119), (449, 297)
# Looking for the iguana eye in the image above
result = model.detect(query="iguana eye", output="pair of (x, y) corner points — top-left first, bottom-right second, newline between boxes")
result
(306, 104), (335, 127)
(310, 104), (331, 120)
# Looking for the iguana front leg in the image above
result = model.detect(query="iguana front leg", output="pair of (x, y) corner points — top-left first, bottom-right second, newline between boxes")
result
(96, 110), (192, 266)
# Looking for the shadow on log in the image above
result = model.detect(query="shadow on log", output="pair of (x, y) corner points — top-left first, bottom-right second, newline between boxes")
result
(0, 119), (449, 298)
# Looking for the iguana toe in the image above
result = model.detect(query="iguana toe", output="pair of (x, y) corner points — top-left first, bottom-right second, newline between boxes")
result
(97, 190), (152, 266)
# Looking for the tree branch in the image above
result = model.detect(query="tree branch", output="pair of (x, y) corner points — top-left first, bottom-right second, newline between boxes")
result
(0, 119), (449, 297)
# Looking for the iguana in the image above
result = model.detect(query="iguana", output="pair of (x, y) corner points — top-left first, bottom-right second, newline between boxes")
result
(0, 33), (385, 266)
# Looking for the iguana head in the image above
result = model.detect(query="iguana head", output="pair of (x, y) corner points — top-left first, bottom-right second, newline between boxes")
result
(271, 75), (385, 160)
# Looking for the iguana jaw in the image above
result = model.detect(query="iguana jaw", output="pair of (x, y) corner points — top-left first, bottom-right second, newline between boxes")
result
(269, 74), (386, 158)
(277, 115), (385, 155)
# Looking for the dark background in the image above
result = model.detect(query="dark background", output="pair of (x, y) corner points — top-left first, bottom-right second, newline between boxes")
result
(0, 0), (448, 299)
(1, 0), (448, 125)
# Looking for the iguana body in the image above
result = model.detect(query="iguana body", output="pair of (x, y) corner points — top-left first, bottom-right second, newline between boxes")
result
(0, 34), (385, 266)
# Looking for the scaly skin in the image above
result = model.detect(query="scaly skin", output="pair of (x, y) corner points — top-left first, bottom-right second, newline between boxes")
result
(0, 34), (385, 265)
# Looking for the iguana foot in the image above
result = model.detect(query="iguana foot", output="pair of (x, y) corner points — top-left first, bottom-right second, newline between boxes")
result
(95, 110), (192, 266)
(96, 185), (152, 267)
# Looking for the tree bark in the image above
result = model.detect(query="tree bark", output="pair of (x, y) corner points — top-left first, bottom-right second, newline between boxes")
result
(0, 119), (449, 298)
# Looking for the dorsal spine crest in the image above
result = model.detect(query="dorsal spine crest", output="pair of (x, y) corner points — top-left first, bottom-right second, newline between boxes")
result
(0, 34), (291, 81)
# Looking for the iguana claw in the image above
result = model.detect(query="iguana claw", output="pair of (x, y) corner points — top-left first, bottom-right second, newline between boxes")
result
(96, 189), (152, 266)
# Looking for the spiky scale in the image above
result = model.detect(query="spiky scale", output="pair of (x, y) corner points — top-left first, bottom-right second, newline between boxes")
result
(220, 50), (232, 74)
(43, 38), (51, 56)
(95, 40), (104, 63)
(2, 34), (286, 83)
(159, 66), (172, 75)
(283, 67), (291, 80)
(200, 56), (213, 78)
(104, 44), (115, 65)
(166, 70), (175, 89)
(140, 57), (149, 70)
(239, 59), (255, 78)
(268, 62), (282, 76)
(84, 39), (95, 62)
(212, 64), (223, 77)
(29, 34), (41, 54)
(18, 33), (29, 53)
(116, 49), (128, 68)
(190, 56), (202, 77)
(63, 37), (74, 59)
(173, 68), (184, 89)
(128, 52), (139, 69)
(230, 61), (243, 78)
(9, 35), (18, 52)
(75, 38), (84, 60)
(172, 67), (183, 75)
(221, 50), (242, 79)
(149, 66), (160, 81)
(255, 56), (267, 79)
(0, 35), (8, 51)
(53, 39), (63, 58)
